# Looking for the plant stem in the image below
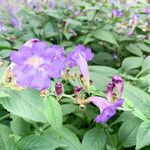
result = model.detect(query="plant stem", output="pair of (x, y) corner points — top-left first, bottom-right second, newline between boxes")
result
(0, 114), (10, 122)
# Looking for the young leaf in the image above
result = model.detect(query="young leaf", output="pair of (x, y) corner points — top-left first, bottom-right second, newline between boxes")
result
(82, 126), (106, 150)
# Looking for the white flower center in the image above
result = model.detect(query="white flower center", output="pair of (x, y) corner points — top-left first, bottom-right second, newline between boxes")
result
(26, 56), (43, 68)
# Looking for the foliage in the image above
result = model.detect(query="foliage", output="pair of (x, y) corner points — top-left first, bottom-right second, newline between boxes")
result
(0, 0), (150, 150)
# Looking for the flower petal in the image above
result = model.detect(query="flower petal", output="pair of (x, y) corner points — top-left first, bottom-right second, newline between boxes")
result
(10, 46), (32, 65)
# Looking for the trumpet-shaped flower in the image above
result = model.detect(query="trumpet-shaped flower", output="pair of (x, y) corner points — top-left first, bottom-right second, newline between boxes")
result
(90, 96), (124, 123)
(10, 40), (66, 91)
(89, 75), (124, 123)
(67, 45), (94, 83)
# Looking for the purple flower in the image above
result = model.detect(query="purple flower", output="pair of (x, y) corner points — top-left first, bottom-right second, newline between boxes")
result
(74, 10), (80, 16)
(108, 0), (118, 5)
(10, 40), (66, 91)
(67, 2), (73, 11)
(128, 14), (138, 35)
(90, 96), (124, 123)
(74, 86), (82, 95)
(112, 9), (123, 17)
(55, 82), (63, 96)
(49, 0), (56, 9)
(10, 17), (23, 31)
(145, 8), (150, 15)
(89, 75), (124, 123)
(67, 45), (94, 83)
(0, 21), (7, 33)
(10, 18), (17, 27)
(46, 45), (66, 62)
(112, 75), (124, 97)
(17, 17), (23, 31)
(106, 82), (115, 102)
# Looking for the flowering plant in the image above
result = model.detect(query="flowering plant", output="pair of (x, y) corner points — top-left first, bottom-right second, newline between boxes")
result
(0, 0), (150, 150)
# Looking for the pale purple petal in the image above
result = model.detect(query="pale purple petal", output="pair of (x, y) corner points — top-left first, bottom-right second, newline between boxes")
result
(10, 46), (32, 65)
(106, 82), (115, 102)
(112, 75), (124, 97)
(23, 38), (40, 48)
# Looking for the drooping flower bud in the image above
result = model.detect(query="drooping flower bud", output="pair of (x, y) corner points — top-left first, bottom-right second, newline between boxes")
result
(74, 86), (82, 96)
(55, 82), (63, 96)
(106, 82), (115, 102)
(112, 75), (124, 98)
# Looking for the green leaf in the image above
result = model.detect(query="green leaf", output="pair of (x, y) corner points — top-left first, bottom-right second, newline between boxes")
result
(136, 122), (150, 150)
(0, 50), (12, 58)
(0, 88), (46, 122)
(123, 83), (150, 117)
(60, 126), (83, 150)
(0, 41), (11, 49)
(0, 124), (12, 149)
(43, 9), (63, 19)
(92, 52), (113, 65)
(0, 61), (9, 84)
(44, 96), (62, 134)
(89, 66), (118, 90)
(126, 44), (143, 57)
(91, 29), (118, 45)
(18, 134), (63, 150)
(118, 118), (142, 147)
(138, 43), (150, 53)
(90, 71), (110, 90)
(43, 22), (57, 38)
(89, 66), (119, 77)
(10, 115), (30, 136)
(121, 57), (143, 70)
(141, 56), (150, 74)
(61, 104), (78, 116)
(82, 126), (106, 150)
(0, 91), (10, 97)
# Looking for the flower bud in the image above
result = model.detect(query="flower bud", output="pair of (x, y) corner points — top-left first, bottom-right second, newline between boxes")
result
(112, 75), (124, 98)
(74, 86), (82, 95)
(55, 82), (63, 96)
(106, 82), (115, 102)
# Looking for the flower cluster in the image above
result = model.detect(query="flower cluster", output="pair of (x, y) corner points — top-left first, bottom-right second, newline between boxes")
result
(89, 75), (124, 124)
(10, 39), (93, 91)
